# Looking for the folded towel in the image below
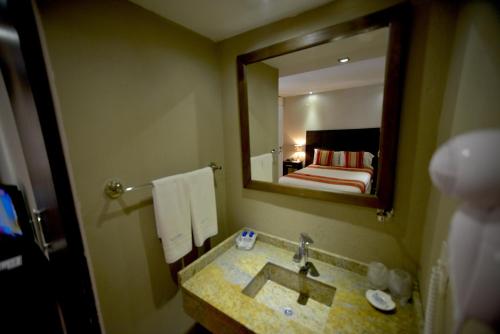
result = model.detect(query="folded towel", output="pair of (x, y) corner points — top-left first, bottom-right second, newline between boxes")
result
(183, 167), (218, 247)
(152, 174), (192, 264)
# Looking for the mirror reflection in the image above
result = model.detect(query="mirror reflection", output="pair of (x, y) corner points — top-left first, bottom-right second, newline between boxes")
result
(248, 27), (389, 195)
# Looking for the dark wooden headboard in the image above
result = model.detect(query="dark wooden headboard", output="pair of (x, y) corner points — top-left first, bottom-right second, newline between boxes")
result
(305, 128), (380, 165)
(305, 128), (380, 192)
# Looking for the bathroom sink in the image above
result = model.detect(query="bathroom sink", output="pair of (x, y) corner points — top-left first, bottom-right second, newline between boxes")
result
(242, 262), (336, 307)
(181, 230), (420, 333)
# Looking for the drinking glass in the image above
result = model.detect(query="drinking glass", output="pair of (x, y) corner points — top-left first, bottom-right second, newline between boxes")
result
(367, 262), (389, 290)
(388, 269), (412, 305)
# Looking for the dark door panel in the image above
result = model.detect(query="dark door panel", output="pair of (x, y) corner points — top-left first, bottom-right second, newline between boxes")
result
(0, 1), (101, 333)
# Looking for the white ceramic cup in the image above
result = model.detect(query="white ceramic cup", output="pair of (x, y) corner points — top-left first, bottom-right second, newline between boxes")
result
(367, 262), (389, 290)
(388, 269), (412, 305)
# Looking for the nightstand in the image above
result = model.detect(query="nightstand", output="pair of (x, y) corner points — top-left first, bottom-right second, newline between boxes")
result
(283, 160), (303, 175)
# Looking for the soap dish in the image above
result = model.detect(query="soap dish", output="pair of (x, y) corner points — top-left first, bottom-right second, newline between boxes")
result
(365, 289), (396, 312)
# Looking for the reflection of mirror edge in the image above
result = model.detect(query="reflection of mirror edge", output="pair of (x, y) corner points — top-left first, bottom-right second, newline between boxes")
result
(237, 3), (411, 210)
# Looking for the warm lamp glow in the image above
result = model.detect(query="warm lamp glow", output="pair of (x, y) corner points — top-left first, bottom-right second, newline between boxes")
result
(293, 144), (305, 162)
(294, 139), (306, 146)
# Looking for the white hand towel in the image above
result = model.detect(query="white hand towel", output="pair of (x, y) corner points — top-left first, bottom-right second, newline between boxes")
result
(152, 174), (192, 264)
(251, 153), (273, 182)
(183, 167), (218, 247)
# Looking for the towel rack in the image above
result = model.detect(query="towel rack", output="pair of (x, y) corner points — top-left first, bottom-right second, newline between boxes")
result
(104, 162), (222, 199)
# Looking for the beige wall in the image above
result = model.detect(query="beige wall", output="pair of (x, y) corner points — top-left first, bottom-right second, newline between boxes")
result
(419, 1), (500, 333)
(38, 1), (227, 333)
(218, 0), (456, 278)
(247, 62), (279, 157)
(282, 84), (383, 159)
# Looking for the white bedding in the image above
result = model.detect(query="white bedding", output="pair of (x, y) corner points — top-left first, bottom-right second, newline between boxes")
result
(278, 164), (372, 194)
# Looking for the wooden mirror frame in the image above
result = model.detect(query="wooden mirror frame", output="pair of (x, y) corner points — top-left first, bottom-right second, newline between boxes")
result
(237, 3), (410, 209)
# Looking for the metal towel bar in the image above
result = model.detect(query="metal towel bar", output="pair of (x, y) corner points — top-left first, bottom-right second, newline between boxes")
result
(104, 162), (222, 199)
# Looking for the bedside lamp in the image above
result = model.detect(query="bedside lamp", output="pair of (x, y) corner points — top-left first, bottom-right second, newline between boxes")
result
(293, 144), (305, 163)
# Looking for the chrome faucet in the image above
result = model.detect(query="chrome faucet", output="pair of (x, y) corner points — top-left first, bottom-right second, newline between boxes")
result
(293, 233), (319, 277)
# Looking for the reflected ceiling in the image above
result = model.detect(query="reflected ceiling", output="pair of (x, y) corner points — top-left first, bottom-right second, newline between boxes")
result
(262, 27), (389, 96)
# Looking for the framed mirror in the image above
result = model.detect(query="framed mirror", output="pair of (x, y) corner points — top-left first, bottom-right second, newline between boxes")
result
(237, 4), (410, 210)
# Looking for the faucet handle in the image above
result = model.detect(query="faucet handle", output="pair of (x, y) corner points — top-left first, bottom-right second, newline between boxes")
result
(300, 233), (313, 245)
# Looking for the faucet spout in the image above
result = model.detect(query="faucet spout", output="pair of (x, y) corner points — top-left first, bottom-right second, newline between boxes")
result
(293, 233), (319, 277)
(303, 261), (320, 277)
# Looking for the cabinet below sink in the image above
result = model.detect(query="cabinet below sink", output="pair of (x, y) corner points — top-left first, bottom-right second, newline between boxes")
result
(179, 230), (421, 334)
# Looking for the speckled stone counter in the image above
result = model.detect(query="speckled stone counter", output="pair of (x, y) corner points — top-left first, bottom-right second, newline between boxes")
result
(179, 230), (422, 334)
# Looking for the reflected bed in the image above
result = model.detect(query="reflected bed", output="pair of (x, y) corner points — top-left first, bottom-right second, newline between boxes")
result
(279, 164), (372, 194)
(303, 128), (380, 194)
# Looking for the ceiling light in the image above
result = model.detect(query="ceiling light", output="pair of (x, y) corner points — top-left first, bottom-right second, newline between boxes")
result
(309, 91), (313, 95)
(338, 57), (350, 63)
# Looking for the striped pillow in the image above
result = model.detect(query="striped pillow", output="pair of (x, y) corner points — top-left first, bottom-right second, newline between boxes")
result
(364, 152), (375, 169)
(314, 149), (335, 166)
(345, 151), (365, 168)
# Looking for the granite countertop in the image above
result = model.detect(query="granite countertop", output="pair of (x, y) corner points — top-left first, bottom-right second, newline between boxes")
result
(179, 230), (422, 334)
